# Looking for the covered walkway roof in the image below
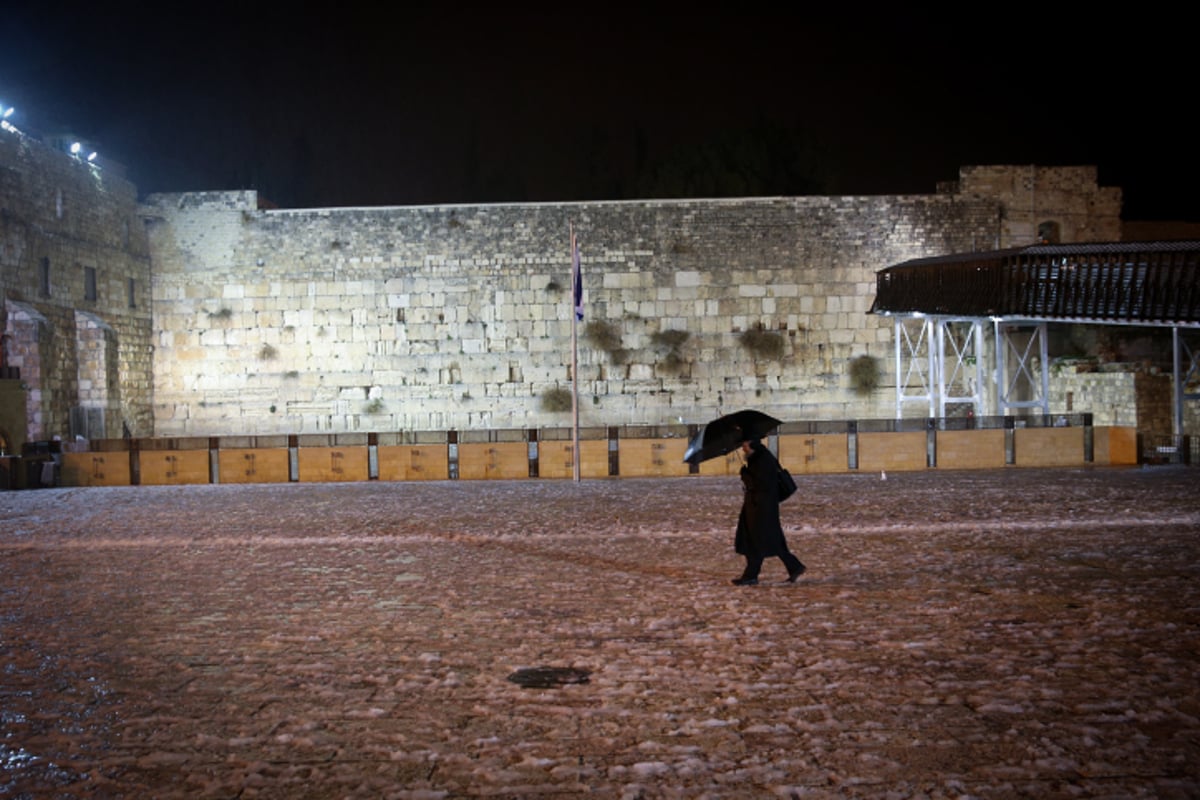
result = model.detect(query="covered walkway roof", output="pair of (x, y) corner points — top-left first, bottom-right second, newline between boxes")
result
(870, 241), (1200, 326)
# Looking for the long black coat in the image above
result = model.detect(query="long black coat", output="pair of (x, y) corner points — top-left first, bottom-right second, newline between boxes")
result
(734, 441), (789, 558)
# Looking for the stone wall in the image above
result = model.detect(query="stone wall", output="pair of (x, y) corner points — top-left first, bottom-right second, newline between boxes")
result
(2, 136), (1140, 445)
(940, 164), (1122, 245)
(0, 130), (153, 442)
(143, 166), (1122, 436)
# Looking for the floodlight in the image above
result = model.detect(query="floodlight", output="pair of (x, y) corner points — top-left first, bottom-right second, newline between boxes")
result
(87, 152), (98, 162)
(70, 142), (82, 154)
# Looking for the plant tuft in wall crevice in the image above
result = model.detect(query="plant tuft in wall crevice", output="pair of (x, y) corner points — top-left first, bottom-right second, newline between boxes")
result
(584, 320), (627, 364)
(651, 329), (691, 373)
(541, 386), (573, 412)
(849, 354), (881, 394)
(739, 324), (784, 361)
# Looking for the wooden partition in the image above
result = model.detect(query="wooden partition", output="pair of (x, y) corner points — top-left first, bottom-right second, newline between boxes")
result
(935, 429), (1007, 470)
(536, 440), (611, 479)
(217, 448), (291, 484)
(457, 442), (529, 480)
(138, 439), (211, 486)
(378, 444), (450, 481)
(1013, 427), (1085, 467)
(618, 438), (691, 477)
(696, 448), (742, 476)
(295, 435), (370, 483)
(857, 431), (929, 472)
(1094, 426), (1138, 466)
(61, 442), (131, 487)
(51, 423), (1146, 488)
(778, 433), (850, 474)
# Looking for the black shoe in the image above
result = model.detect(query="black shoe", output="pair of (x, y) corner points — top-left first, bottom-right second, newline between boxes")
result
(731, 577), (759, 586)
(787, 563), (807, 583)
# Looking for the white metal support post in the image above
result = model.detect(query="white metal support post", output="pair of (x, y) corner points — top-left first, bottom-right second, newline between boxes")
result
(995, 320), (1049, 417)
(935, 319), (985, 418)
(1172, 327), (1200, 439)
(894, 316), (936, 418)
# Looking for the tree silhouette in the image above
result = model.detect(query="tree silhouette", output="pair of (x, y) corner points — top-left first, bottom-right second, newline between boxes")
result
(633, 119), (836, 199)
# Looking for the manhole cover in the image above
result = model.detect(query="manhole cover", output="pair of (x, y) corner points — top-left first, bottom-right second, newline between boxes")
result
(506, 666), (591, 689)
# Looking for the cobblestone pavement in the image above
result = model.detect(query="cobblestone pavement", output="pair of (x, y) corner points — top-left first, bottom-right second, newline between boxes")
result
(2, 466), (1199, 799)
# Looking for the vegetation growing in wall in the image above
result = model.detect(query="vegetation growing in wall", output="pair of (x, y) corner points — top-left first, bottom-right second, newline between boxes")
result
(849, 354), (880, 394)
(259, 344), (277, 360)
(365, 398), (385, 414)
(739, 324), (784, 361)
(584, 320), (627, 364)
(209, 307), (232, 320)
(651, 329), (691, 372)
(541, 386), (573, 412)
(546, 279), (562, 292)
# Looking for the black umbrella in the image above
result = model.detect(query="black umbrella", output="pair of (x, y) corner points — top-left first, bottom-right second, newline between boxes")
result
(682, 409), (782, 465)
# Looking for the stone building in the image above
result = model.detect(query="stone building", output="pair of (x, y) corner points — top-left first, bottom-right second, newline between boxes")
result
(0, 128), (152, 455)
(7, 117), (1162, 451)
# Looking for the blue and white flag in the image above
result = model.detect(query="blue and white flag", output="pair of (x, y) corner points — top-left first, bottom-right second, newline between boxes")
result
(572, 237), (583, 321)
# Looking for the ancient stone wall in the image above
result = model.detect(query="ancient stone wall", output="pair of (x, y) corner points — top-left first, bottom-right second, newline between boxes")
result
(143, 166), (1120, 437)
(942, 164), (1122, 245)
(0, 131), (153, 442)
(1, 136), (1138, 445)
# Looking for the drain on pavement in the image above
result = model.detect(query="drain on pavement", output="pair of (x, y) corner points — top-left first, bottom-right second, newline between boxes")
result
(506, 666), (591, 689)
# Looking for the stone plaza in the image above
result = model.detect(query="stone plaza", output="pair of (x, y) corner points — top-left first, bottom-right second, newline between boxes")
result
(2, 466), (1199, 798)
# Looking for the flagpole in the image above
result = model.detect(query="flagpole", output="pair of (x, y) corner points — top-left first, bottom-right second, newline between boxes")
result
(570, 222), (580, 483)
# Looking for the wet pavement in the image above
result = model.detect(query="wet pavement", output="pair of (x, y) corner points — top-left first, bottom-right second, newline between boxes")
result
(2, 466), (1199, 799)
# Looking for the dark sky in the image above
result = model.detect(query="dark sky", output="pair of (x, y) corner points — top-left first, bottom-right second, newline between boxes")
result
(3, 5), (1196, 221)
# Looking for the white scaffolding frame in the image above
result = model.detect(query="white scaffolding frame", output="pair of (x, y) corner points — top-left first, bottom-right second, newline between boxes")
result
(1174, 327), (1200, 438)
(893, 316), (986, 418)
(995, 321), (1050, 417)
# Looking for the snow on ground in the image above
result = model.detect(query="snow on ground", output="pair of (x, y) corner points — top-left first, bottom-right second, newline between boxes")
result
(1, 466), (1199, 798)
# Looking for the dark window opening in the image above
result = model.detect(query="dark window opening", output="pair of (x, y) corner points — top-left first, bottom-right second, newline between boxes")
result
(39, 257), (51, 297)
(1037, 220), (1061, 244)
(128, 277), (136, 308)
(84, 265), (97, 302)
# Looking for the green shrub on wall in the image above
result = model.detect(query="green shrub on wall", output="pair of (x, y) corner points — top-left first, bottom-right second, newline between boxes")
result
(739, 325), (784, 361)
(651, 329), (690, 372)
(541, 386), (573, 412)
(849, 354), (880, 394)
(584, 320), (627, 364)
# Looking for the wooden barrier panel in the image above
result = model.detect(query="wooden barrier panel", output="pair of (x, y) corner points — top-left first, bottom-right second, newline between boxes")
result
(696, 449), (741, 476)
(1094, 426), (1137, 466)
(857, 431), (928, 472)
(377, 445), (450, 481)
(936, 429), (1007, 470)
(458, 442), (528, 480)
(296, 447), (370, 482)
(139, 449), (210, 485)
(537, 440), (610, 479)
(779, 433), (850, 474)
(1014, 427), (1084, 467)
(217, 448), (291, 484)
(618, 438), (691, 477)
(61, 451), (131, 486)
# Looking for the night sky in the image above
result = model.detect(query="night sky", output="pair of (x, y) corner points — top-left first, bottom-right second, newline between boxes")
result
(3, 5), (1195, 221)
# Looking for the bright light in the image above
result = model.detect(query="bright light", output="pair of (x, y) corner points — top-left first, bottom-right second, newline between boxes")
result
(87, 152), (97, 162)
(70, 141), (82, 154)
(1, 105), (13, 118)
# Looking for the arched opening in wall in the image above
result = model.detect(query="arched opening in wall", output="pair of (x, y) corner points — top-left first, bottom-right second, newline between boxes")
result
(1038, 220), (1061, 244)
(3, 301), (48, 442)
(73, 311), (119, 440)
